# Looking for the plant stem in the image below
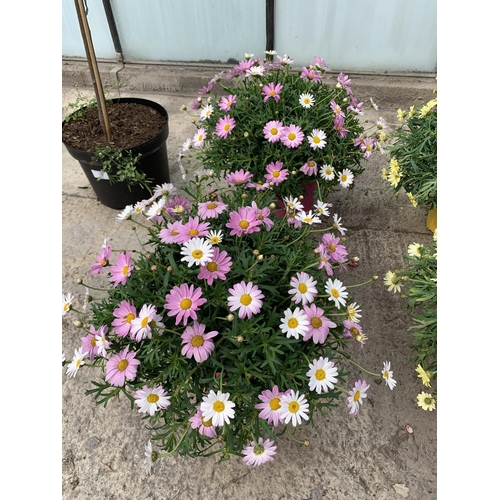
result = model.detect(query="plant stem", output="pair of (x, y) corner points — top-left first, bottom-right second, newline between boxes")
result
(345, 358), (381, 377)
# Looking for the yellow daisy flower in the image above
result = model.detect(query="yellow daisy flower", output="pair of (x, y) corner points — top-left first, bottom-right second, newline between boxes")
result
(397, 108), (406, 122)
(408, 105), (416, 118)
(415, 364), (431, 387)
(419, 98), (437, 118)
(417, 392), (436, 411)
(407, 192), (418, 207)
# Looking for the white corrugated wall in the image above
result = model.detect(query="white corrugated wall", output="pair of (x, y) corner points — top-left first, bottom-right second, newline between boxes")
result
(62, 0), (436, 73)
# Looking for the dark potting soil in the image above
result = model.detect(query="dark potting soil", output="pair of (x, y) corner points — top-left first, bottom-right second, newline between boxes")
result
(62, 102), (167, 151)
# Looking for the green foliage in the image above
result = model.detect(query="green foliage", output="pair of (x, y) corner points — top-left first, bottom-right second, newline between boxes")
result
(92, 146), (153, 192)
(384, 98), (437, 209)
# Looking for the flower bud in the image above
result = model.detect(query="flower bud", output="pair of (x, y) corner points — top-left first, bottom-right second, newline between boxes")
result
(291, 170), (297, 175)
(336, 82), (342, 88)
(253, 249), (260, 256)
(372, 275), (378, 281)
(181, 104), (187, 111)
(259, 83), (264, 88)
(197, 97), (202, 102)
(241, 193), (247, 198)
(243, 131), (249, 138)
(236, 335), (244, 343)
(341, 237), (346, 242)
(191, 118), (196, 123)
(303, 440), (310, 447)
(145, 253), (151, 259)
(151, 265), (157, 272)
(73, 320), (83, 328)
(167, 266), (173, 272)
(269, 202), (276, 209)
(227, 314), (235, 322)
(257, 254), (264, 261)
(76, 278), (83, 285)
(299, 195), (304, 200)
(196, 182), (201, 187)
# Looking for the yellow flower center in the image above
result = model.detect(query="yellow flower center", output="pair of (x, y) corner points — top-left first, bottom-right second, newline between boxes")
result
(213, 401), (225, 413)
(192, 249), (203, 259)
(122, 265), (129, 276)
(353, 390), (360, 402)
(224, 123), (231, 131)
(350, 327), (359, 336)
(288, 318), (299, 329)
(76, 359), (82, 368)
(315, 369), (326, 380)
(147, 394), (159, 404)
(298, 283), (308, 293)
(269, 90), (276, 95)
(331, 288), (339, 298)
(310, 316), (322, 329)
(288, 401), (299, 413)
(270, 127), (278, 135)
(269, 397), (281, 411)
(240, 294), (252, 306)
(341, 175), (347, 182)
(207, 202), (218, 209)
(190, 335), (205, 347)
(201, 416), (213, 427)
(125, 312), (135, 324)
(288, 133), (296, 141)
(304, 217), (312, 223)
(99, 259), (106, 265)
(188, 229), (199, 236)
(383, 370), (389, 379)
(63, 303), (70, 312)
(141, 316), (149, 328)
(239, 220), (250, 229)
(313, 136), (321, 144)
(329, 244), (336, 252)
(198, 134), (204, 141)
(180, 298), (193, 310)
(325, 169), (332, 175)
(206, 262), (219, 272)
(304, 98), (311, 104)
(90, 337), (97, 347)
(307, 160), (315, 167)
(117, 359), (129, 372)
(272, 170), (280, 178)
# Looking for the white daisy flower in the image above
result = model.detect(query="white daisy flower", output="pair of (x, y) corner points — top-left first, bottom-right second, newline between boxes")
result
(181, 137), (192, 151)
(200, 390), (236, 427)
(278, 390), (309, 426)
(320, 165), (336, 181)
(134, 385), (171, 416)
(144, 440), (157, 475)
(306, 357), (339, 394)
(264, 49), (277, 55)
(370, 97), (379, 110)
(338, 169), (354, 188)
(180, 237), (214, 267)
(307, 129), (327, 150)
(277, 54), (294, 65)
(381, 361), (397, 390)
(347, 380), (370, 415)
(116, 204), (134, 221)
(246, 66), (265, 77)
(206, 230), (224, 245)
(154, 183), (177, 198)
(314, 200), (331, 217)
(384, 271), (401, 293)
(288, 272), (318, 305)
(146, 198), (166, 219)
(132, 201), (146, 214)
(408, 243), (423, 258)
(332, 213), (347, 235)
(346, 302), (362, 323)
(325, 278), (348, 308)
(295, 210), (321, 225)
(283, 196), (304, 212)
(66, 347), (88, 378)
(244, 52), (254, 59)
(62, 292), (74, 316)
(279, 307), (309, 339)
(299, 93), (315, 108)
(199, 104), (214, 120)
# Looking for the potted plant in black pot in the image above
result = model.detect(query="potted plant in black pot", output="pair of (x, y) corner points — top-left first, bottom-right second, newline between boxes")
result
(62, 0), (170, 210)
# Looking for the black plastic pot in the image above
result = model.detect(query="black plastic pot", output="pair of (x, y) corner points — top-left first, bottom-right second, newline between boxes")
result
(63, 97), (170, 210)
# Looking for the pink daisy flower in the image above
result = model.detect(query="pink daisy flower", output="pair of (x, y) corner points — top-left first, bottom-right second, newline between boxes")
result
(337, 72), (352, 88)
(329, 100), (346, 118)
(158, 220), (184, 244)
(289, 271), (318, 305)
(334, 116), (350, 138)
(343, 320), (367, 347)
(109, 251), (134, 288)
(181, 321), (218, 363)
(300, 66), (322, 83)
(360, 137), (375, 159)
(247, 180), (271, 191)
(189, 406), (217, 438)
(242, 438), (277, 468)
(263, 120), (284, 143)
(317, 249), (334, 277)
(177, 216), (211, 243)
(215, 115), (236, 139)
(347, 380), (370, 415)
(264, 161), (289, 186)
(111, 300), (137, 337)
(226, 206), (261, 237)
(164, 283), (207, 326)
(218, 94), (237, 111)
(225, 169), (253, 185)
(80, 324), (103, 361)
(348, 96), (363, 114)
(280, 124), (304, 148)
(250, 201), (274, 231)
(254, 385), (286, 426)
(90, 243), (112, 276)
(165, 195), (192, 217)
(303, 303), (336, 344)
(192, 127), (207, 147)
(197, 200), (228, 220)
(130, 304), (158, 342)
(197, 247), (232, 285)
(300, 159), (318, 176)
(105, 345), (141, 387)
(133, 385), (171, 416)
(262, 82), (283, 102)
(227, 281), (264, 319)
(321, 233), (349, 262)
